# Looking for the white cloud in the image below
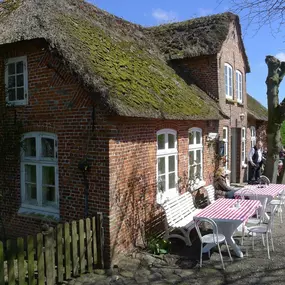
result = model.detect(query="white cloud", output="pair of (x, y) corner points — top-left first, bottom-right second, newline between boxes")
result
(275, 52), (285, 62)
(198, 8), (213, 17)
(152, 8), (178, 23)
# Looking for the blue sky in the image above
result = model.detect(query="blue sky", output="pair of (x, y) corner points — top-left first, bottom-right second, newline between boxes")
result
(89, 0), (285, 108)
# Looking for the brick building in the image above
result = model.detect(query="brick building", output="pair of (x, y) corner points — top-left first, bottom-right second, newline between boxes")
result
(0, 0), (267, 265)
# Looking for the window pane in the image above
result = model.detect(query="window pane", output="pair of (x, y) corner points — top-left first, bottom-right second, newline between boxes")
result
(158, 157), (165, 175)
(17, 74), (24, 87)
(189, 131), (194, 144)
(17, 88), (24, 100)
(168, 155), (175, 172)
(189, 166), (195, 180)
(25, 164), (36, 183)
(196, 164), (201, 179)
(8, 63), (15, 75)
(242, 129), (245, 138)
(196, 149), (201, 163)
(189, 151), (194, 165)
(42, 187), (56, 205)
(26, 183), (37, 201)
(196, 131), (201, 144)
(158, 175), (165, 193)
(168, 134), (175, 149)
(24, 137), (36, 157)
(8, 89), (15, 101)
(41, 138), (55, 158)
(169, 173), (175, 189)
(8, 76), (15, 88)
(42, 166), (55, 186)
(157, 134), (165, 150)
(16, 61), (23, 73)
(223, 129), (227, 140)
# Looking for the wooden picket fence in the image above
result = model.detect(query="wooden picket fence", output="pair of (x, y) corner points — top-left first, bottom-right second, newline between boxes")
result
(0, 213), (104, 285)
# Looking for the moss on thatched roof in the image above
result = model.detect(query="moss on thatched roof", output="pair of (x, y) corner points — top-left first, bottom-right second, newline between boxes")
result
(0, 0), (225, 120)
(145, 12), (250, 73)
(247, 94), (268, 121)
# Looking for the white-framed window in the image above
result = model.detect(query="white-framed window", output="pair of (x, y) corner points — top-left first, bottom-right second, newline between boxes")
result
(188, 128), (203, 188)
(250, 126), (256, 148)
(222, 127), (229, 169)
(5, 56), (28, 106)
(236, 70), (243, 103)
(241, 127), (246, 163)
(20, 132), (59, 217)
(224, 63), (233, 98)
(156, 129), (178, 203)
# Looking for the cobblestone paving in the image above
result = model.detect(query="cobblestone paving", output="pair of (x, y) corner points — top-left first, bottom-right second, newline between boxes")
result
(69, 212), (285, 285)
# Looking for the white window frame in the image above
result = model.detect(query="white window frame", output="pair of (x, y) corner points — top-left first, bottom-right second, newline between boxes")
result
(236, 70), (243, 103)
(250, 126), (256, 149)
(156, 129), (178, 203)
(241, 127), (246, 165)
(20, 132), (59, 217)
(5, 56), (28, 106)
(222, 127), (229, 170)
(224, 63), (233, 99)
(188, 128), (205, 190)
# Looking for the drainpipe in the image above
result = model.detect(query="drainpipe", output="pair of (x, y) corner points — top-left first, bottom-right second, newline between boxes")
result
(78, 157), (91, 218)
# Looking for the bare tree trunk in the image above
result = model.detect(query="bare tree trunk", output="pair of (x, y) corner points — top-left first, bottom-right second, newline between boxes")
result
(264, 56), (285, 183)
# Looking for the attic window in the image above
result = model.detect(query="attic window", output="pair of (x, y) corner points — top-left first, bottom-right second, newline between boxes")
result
(5, 56), (28, 106)
(224, 63), (233, 99)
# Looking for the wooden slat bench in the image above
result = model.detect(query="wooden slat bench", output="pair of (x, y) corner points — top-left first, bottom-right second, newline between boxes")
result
(204, 185), (215, 204)
(160, 191), (202, 246)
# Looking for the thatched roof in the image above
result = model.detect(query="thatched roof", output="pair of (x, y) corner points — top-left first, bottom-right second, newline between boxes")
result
(145, 12), (250, 73)
(0, 0), (225, 120)
(247, 94), (268, 121)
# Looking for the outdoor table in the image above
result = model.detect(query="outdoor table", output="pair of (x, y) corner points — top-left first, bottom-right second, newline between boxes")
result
(234, 184), (285, 220)
(194, 198), (261, 258)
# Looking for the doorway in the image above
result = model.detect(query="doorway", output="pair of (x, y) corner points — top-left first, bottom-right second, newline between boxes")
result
(231, 128), (238, 182)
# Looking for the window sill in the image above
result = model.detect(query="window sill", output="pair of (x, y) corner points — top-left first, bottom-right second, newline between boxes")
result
(237, 101), (244, 106)
(226, 98), (237, 105)
(18, 206), (60, 222)
(6, 100), (28, 107)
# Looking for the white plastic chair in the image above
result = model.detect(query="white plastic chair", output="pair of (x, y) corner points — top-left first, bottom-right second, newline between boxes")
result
(259, 175), (270, 185)
(247, 205), (278, 259)
(194, 217), (232, 270)
(241, 197), (268, 246)
(239, 189), (257, 200)
(269, 189), (285, 223)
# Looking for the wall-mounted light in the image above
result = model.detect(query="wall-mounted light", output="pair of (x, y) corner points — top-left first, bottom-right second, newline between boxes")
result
(240, 113), (245, 121)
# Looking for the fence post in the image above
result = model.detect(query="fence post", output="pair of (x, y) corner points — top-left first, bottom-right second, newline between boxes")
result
(43, 226), (55, 285)
(0, 241), (4, 285)
(96, 213), (104, 269)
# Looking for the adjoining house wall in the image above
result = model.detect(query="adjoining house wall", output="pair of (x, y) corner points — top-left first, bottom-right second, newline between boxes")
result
(108, 118), (219, 261)
(217, 21), (248, 183)
(0, 40), (111, 263)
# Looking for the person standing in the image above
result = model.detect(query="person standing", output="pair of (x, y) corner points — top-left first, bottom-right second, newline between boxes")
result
(248, 141), (263, 183)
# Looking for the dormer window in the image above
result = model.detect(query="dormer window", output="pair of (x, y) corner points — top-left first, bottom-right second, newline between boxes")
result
(224, 63), (233, 99)
(5, 56), (28, 106)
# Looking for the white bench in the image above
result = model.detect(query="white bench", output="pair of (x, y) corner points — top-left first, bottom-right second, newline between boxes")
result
(204, 185), (215, 204)
(160, 191), (202, 246)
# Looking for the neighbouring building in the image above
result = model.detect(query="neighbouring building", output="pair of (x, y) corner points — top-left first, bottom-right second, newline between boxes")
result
(0, 0), (267, 265)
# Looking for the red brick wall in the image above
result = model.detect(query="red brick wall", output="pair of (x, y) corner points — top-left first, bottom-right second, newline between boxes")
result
(108, 118), (219, 260)
(0, 40), (111, 262)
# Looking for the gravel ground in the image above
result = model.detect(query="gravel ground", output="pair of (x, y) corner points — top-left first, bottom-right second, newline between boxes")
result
(68, 211), (285, 285)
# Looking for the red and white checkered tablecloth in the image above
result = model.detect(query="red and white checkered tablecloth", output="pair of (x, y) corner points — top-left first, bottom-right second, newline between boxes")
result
(234, 184), (285, 199)
(194, 198), (261, 221)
